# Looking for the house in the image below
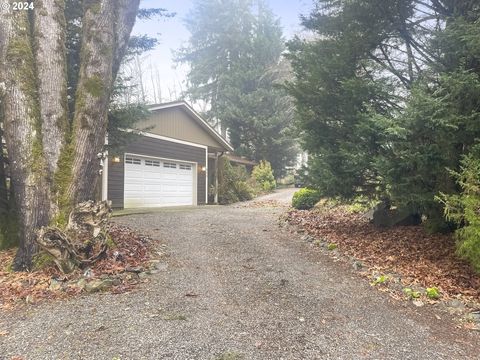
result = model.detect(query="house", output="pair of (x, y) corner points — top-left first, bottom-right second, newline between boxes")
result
(101, 101), (233, 209)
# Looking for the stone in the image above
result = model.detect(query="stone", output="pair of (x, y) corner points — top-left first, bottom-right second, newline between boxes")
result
(448, 299), (465, 309)
(367, 201), (421, 228)
(49, 278), (62, 291)
(76, 278), (87, 290)
(125, 266), (144, 273)
(353, 261), (363, 271)
(412, 300), (424, 307)
(85, 278), (113, 293)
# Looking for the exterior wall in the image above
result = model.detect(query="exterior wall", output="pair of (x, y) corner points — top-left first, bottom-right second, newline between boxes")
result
(108, 135), (207, 208)
(137, 107), (225, 150)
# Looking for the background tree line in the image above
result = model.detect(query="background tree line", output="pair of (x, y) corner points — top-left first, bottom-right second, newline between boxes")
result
(286, 0), (480, 270)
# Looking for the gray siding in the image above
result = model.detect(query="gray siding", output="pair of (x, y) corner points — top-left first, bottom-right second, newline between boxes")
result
(108, 135), (207, 208)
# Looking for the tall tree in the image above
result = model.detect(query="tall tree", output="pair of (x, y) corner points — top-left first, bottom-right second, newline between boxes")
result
(177, 0), (296, 177)
(0, 1), (141, 269)
(287, 0), (480, 232)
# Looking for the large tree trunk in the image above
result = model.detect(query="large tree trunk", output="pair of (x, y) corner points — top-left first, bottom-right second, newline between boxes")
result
(0, 10), (51, 270)
(0, 0), (141, 270)
(34, 0), (69, 178)
(67, 0), (140, 203)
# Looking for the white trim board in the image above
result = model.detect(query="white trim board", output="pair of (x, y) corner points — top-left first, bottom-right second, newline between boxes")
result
(122, 128), (208, 151)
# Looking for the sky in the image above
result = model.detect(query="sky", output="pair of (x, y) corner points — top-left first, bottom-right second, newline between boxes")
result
(131, 0), (314, 106)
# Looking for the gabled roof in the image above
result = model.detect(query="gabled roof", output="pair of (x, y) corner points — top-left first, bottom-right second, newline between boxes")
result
(148, 101), (234, 152)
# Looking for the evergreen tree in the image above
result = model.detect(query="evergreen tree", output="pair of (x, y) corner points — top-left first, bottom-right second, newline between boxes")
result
(287, 0), (480, 235)
(177, 0), (296, 177)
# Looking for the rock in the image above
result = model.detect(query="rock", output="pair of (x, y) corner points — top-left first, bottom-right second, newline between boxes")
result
(75, 278), (87, 290)
(448, 299), (465, 309)
(412, 300), (424, 307)
(368, 201), (421, 228)
(49, 278), (62, 291)
(125, 266), (144, 273)
(85, 278), (113, 293)
(466, 311), (480, 323)
(353, 261), (363, 271)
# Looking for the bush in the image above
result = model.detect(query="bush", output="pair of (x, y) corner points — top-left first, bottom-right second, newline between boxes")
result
(292, 188), (322, 210)
(252, 160), (276, 191)
(218, 157), (255, 204)
(438, 149), (480, 272)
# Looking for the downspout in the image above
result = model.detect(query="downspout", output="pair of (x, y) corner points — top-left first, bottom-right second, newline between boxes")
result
(214, 151), (224, 204)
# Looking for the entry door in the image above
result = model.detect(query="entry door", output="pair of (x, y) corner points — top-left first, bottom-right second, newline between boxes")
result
(124, 154), (195, 208)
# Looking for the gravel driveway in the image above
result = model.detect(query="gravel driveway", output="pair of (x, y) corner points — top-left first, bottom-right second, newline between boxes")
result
(0, 188), (479, 359)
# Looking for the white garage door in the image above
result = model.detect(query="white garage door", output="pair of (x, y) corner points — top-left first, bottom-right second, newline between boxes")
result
(124, 154), (195, 208)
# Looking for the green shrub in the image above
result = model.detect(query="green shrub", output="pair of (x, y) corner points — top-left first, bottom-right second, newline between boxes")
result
(292, 188), (322, 210)
(252, 160), (276, 191)
(218, 157), (255, 204)
(426, 287), (440, 299)
(403, 288), (421, 299)
(438, 148), (480, 272)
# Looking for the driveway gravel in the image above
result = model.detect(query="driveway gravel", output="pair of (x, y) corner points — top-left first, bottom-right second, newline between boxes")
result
(0, 188), (479, 359)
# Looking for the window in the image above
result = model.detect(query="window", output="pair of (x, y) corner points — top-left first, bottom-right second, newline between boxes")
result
(125, 157), (141, 165)
(179, 164), (192, 170)
(145, 159), (160, 167)
(163, 162), (177, 168)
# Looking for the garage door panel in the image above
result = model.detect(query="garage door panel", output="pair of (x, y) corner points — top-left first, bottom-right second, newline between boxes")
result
(124, 154), (195, 208)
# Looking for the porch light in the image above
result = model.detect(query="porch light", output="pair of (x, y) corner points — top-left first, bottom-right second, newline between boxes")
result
(112, 156), (121, 163)
(200, 166), (206, 172)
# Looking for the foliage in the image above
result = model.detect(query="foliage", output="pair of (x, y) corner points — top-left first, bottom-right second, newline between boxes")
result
(346, 195), (379, 214)
(177, 0), (297, 177)
(371, 275), (388, 286)
(438, 148), (480, 272)
(292, 188), (322, 210)
(327, 243), (337, 251)
(426, 287), (440, 299)
(218, 157), (255, 204)
(403, 288), (421, 299)
(251, 160), (276, 191)
(287, 0), (480, 241)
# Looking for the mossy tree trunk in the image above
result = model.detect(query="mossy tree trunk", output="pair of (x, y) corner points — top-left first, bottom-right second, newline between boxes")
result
(0, 0), (140, 270)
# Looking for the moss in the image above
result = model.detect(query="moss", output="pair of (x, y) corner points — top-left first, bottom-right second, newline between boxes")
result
(84, 1), (102, 14)
(52, 139), (75, 228)
(327, 243), (337, 250)
(0, 214), (19, 250)
(105, 233), (116, 249)
(32, 251), (55, 270)
(84, 75), (105, 98)
(7, 12), (46, 178)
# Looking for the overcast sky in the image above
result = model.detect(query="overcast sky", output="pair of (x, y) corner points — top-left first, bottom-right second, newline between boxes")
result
(131, 0), (313, 105)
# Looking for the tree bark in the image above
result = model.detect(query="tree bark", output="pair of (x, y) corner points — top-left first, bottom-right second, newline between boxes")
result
(67, 0), (140, 203)
(0, 10), (51, 270)
(34, 0), (69, 178)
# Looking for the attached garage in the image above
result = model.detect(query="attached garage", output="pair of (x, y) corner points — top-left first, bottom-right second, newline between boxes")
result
(103, 101), (233, 209)
(124, 154), (196, 208)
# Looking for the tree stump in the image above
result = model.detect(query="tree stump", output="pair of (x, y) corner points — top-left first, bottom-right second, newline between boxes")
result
(36, 201), (111, 273)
